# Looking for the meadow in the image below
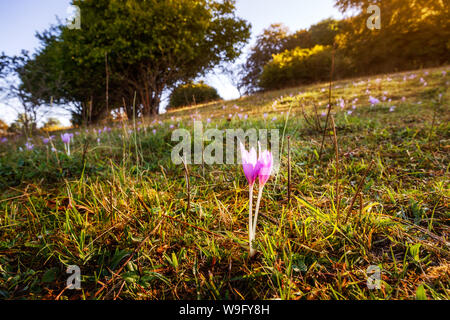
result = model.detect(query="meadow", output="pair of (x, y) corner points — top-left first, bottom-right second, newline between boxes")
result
(0, 66), (448, 300)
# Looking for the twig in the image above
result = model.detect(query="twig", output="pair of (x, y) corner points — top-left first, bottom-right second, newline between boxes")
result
(318, 43), (336, 160)
(81, 138), (90, 168)
(287, 136), (291, 204)
(330, 116), (340, 224)
(55, 285), (70, 300)
(357, 193), (363, 225)
(343, 160), (375, 224)
(182, 158), (190, 212)
(260, 212), (279, 225)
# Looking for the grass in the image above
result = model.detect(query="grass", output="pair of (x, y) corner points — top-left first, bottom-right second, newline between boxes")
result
(0, 66), (449, 300)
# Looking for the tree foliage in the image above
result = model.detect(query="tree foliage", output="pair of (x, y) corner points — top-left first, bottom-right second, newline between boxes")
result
(240, 19), (341, 93)
(168, 81), (222, 109)
(259, 45), (330, 90)
(18, 0), (250, 124)
(335, 0), (450, 74)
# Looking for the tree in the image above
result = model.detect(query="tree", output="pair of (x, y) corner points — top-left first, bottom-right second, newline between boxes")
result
(27, 0), (251, 123)
(8, 113), (37, 134)
(0, 119), (8, 135)
(240, 24), (292, 94)
(0, 52), (54, 136)
(240, 20), (340, 93)
(334, 0), (450, 74)
(42, 117), (62, 130)
(309, 18), (341, 46)
(259, 45), (334, 90)
(169, 81), (221, 109)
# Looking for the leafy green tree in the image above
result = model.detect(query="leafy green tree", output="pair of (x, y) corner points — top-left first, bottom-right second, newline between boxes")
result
(8, 113), (37, 134)
(169, 81), (221, 109)
(259, 45), (333, 90)
(335, 0), (450, 74)
(240, 19), (340, 93)
(42, 117), (62, 130)
(27, 0), (250, 123)
(309, 18), (341, 46)
(0, 52), (53, 136)
(0, 119), (8, 135)
(240, 24), (305, 93)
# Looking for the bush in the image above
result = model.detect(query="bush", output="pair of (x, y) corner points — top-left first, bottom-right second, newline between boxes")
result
(259, 45), (338, 90)
(168, 82), (221, 109)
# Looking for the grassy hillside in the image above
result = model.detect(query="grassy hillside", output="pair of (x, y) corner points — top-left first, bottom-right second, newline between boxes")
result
(0, 66), (449, 300)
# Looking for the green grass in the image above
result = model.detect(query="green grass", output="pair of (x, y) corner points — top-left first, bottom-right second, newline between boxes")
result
(0, 66), (449, 300)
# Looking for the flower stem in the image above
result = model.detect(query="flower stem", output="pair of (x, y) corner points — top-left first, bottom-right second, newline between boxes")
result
(252, 185), (264, 238)
(249, 184), (254, 256)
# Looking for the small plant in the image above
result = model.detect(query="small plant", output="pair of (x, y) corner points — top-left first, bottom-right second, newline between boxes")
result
(61, 133), (74, 156)
(240, 142), (273, 258)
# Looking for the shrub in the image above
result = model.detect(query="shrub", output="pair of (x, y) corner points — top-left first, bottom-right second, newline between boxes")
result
(259, 45), (336, 90)
(168, 82), (221, 109)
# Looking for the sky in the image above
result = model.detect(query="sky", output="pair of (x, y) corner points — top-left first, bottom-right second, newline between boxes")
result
(0, 0), (344, 126)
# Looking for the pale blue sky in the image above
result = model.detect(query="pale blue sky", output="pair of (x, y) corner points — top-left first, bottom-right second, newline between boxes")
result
(0, 0), (344, 125)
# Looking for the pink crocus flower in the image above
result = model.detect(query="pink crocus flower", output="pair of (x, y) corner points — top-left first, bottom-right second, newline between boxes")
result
(257, 147), (273, 187)
(61, 133), (73, 144)
(369, 96), (380, 105)
(25, 142), (34, 150)
(61, 133), (73, 156)
(240, 142), (273, 257)
(240, 142), (259, 186)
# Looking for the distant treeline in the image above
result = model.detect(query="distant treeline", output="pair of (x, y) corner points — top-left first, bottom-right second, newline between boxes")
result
(0, 0), (448, 129)
(242, 0), (450, 92)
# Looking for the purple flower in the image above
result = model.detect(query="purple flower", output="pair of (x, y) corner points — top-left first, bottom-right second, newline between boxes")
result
(369, 96), (380, 105)
(389, 106), (396, 112)
(25, 142), (34, 150)
(61, 133), (73, 156)
(1, 137), (8, 143)
(61, 133), (73, 144)
(240, 142), (259, 186)
(257, 147), (273, 187)
(241, 142), (273, 258)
